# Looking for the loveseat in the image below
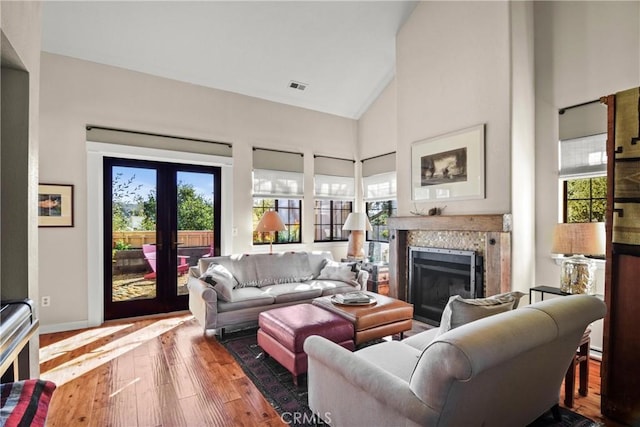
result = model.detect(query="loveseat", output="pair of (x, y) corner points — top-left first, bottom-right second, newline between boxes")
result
(187, 251), (368, 335)
(304, 294), (606, 427)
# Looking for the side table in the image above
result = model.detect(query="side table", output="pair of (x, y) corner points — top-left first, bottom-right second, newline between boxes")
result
(529, 285), (568, 303)
(564, 328), (591, 408)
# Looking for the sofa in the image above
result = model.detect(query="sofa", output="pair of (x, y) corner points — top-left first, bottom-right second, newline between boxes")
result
(187, 251), (368, 335)
(304, 294), (606, 427)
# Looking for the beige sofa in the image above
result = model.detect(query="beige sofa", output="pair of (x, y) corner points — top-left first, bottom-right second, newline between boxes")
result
(304, 294), (606, 427)
(187, 251), (368, 335)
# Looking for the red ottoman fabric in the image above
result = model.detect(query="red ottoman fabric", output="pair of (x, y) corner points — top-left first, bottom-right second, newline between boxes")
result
(257, 304), (354, 384)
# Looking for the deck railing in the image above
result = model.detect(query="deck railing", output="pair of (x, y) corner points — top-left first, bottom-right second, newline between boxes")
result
(112, 230), (214, 248)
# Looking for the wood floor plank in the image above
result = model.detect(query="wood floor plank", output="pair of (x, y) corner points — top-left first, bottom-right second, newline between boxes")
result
(231, 376), (282, 424)
(133, 351), (163, 427)
(42, 315), (621, 427)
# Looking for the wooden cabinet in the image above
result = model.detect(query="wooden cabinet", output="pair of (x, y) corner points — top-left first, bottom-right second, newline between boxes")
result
(362, 263), (389, 296)
(601, 88), (640, 424)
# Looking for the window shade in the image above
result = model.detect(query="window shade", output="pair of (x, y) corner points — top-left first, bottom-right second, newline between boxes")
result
(253, 169), (304, 197)
(253, 148), (303, 172)
(363, 172), (397, 201)
(559, 102), (606, 141)
(314, 174), (355, 200)
(362, 152), (396, 177)
(314, 156), (354, 177)
(86, 126), (232, 157)
(559, 133), (607, 178)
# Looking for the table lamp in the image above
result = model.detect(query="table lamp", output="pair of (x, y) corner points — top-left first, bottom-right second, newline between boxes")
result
(255, 211), (286, 254)
(342, 212), (372, 259)
(551, 222), (605, 294)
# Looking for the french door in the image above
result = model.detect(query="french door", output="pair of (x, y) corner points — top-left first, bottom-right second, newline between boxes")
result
(104, 157), (221, 320)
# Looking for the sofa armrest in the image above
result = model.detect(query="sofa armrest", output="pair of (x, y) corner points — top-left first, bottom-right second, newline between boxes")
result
(187, 275), (219, 331)
(304, 335), (434, 426)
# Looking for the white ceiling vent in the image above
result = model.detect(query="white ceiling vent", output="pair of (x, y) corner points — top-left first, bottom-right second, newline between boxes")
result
(289, 80), (308, 91)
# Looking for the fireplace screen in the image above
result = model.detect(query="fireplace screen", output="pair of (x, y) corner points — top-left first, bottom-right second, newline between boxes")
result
(409, 247), (483, 325)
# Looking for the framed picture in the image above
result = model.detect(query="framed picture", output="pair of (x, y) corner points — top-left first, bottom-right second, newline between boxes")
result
(38, 184), (74, 227)
(411, 124), (485, 202)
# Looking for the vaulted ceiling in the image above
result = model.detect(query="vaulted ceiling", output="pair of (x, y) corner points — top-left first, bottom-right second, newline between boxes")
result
(41, 1), (418, 119)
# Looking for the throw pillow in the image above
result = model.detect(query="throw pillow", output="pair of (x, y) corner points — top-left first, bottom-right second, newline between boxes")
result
(437, 291), (524, 336)
(199, 263), (238, 302)
(317, 259), (362, 283)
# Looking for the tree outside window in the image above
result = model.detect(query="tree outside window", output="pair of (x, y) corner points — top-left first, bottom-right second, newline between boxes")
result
(564, 176), (607, 223)
(366, 200), (397, 242)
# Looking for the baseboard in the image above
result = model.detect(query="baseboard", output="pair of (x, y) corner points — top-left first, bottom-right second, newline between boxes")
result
(590, 347), (602, 361)
(39, 320), (90, 334)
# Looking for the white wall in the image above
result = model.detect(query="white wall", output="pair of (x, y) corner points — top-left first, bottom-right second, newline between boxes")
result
(395, 1), (512, 217)
(1, 0), (42, 376)
(39, 52), (357, 331)
(358, 77), (397, 159)
(510, 2), (537, 295)
(534, 0), (640, 352)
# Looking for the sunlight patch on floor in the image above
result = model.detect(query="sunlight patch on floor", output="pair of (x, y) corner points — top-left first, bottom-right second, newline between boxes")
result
(39, 324), (132, 363)
(40, 316), (189, 386)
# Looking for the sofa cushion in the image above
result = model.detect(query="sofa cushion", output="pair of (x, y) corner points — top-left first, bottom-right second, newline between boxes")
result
(437, 291), (525, 336)
(356, 341), (422, 382)
(254, 252), (314, 287)
(308, 279), (360, 296)
(317, 260), (361, 284)
(199, 263), (238, 302)
(260, 282), (323, 303)
(307, 251), (335, 278)
(217, 288), (275, 312)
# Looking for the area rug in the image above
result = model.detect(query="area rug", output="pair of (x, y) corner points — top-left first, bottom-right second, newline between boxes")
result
(220, 330), (602, 427)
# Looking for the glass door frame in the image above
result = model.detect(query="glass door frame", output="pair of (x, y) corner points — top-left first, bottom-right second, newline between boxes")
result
(103, 157), (221, 320)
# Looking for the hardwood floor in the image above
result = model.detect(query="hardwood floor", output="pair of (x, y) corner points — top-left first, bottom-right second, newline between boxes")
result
(40, 314), (622, 426)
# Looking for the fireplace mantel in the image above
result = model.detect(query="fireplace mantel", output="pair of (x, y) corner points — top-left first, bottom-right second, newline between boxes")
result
(387, 214), (511, 233)
(387, 214), (511, 302)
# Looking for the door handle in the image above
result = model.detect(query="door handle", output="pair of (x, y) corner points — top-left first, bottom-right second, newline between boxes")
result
(155, 231), (163, 251)
(172, 231), (180, 249)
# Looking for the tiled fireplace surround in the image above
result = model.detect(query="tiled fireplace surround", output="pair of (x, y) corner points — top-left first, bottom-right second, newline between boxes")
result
(387, 214), (512, 302)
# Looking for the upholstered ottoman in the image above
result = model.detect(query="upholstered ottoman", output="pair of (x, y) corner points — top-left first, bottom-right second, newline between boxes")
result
(257, 304), (355, 385)
(312, 291), (414, 345)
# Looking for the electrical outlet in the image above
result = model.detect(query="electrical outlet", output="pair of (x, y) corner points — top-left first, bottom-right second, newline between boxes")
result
(232, 227), (238, 237)
(41, 296), (51, 307)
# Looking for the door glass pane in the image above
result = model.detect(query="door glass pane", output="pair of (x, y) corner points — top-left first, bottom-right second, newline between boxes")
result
(111, 166), (157, 302)
(176, 171), (215, 296)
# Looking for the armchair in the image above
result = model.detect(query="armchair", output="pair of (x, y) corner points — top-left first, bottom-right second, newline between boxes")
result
(304, 295), (606, 426)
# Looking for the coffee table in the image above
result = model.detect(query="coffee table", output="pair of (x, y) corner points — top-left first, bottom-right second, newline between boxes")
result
(312, 291), (414, 345)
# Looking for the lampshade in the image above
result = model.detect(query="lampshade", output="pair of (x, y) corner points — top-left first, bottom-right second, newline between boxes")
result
(342, 212), (372, 231)
(255, 211), (286, 233)
(551, 222), (604, 295)
(551, 222), (605, 255)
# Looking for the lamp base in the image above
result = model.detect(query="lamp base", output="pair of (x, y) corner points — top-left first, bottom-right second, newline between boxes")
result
(346, 230), (366, 259)
(560, 254), (596, 294)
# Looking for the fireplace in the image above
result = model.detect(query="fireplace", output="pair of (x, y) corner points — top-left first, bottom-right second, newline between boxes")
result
(409, 246), (483, 325)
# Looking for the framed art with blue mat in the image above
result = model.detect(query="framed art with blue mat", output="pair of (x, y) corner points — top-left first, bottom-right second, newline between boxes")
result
(219, 329), (601, 427)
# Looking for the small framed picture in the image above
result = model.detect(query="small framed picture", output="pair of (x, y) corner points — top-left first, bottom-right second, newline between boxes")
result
(38, 184), (74, 227)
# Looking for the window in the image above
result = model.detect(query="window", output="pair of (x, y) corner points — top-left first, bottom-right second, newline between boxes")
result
(558, 102), (607, 224)
(558, 133), (607, 224)
(252, 148), (304, 246)
(314, 200), (352, 241)
(366, 200), (397, 242)
(253, 198), (301, 244)
(313, 156), (355, 242)
(564, 176), (607, 223)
